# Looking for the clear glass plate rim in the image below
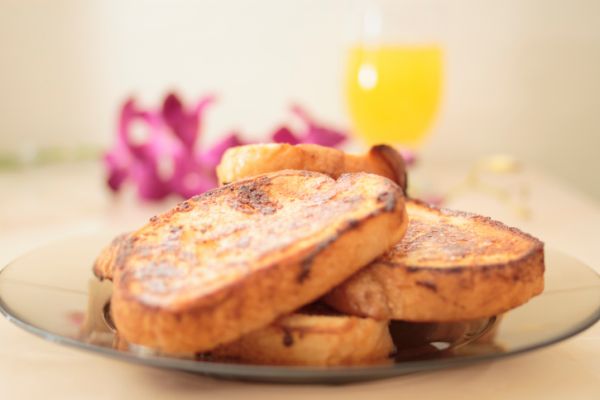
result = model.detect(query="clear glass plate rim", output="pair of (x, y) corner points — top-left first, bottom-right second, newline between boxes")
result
(0, 235), (599, 381)
(1, 302), (598, 380)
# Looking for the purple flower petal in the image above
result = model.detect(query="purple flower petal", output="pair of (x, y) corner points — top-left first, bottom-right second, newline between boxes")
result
(290, 104), (346, 147)
(194, 94), (217, 115)
(106, 96), (183, 200)
(107, 95), (350, 202)
(172, 169), (216, 199)
(162, 93), (216, 149)
(399, 149), (417, 167)
(105, 100), (145, 192)
(130, 160), (171, 201)
(272, 126), (300, 145)
(303, 126), (346, 147)
(104, 151), (129, 191)
(118, 98), (166, 162)
(162, 93), (199, 148)
(170, 150), (217, 199)
(289, 104), (312, 125)
(200, 133), (245, 169)
(118, 99), (143, 156)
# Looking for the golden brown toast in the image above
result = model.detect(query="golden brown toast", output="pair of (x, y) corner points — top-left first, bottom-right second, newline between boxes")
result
(213, 315), (500, 366)
(216, 144), (544, 321)
(217, 143), (407, 192)
(98, 170), (408, 354)
(325, 200), (544, 321)
(212, 307), (394, 366)
(94, 233), (129, 281)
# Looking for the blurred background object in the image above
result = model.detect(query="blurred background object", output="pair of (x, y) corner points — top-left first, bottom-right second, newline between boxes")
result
(102, 93), (347, 201)
(346, 0), (443, 147)
(1, 0), (599, 201)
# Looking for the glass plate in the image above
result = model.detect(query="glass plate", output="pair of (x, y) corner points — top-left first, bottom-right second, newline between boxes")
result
(0, 233), (599, 384)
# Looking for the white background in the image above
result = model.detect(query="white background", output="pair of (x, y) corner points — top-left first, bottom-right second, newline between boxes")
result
(1, 0), (599, 199)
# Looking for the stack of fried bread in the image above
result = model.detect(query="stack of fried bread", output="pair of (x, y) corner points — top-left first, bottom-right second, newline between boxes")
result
(94, 143), (544, 366)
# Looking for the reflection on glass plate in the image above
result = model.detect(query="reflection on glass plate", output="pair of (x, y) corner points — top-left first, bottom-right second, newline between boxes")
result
(0, 233), (599, 383)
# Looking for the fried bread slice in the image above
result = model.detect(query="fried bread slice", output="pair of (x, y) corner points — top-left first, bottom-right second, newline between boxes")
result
(212, 307), (394, 366)
(325, 200), (544, 321)
(100, 170), (408, 354)
(215, 144), (544, 321)
(95, 238), (394, 366)
(94, 233), (129, 281)
(212, 304), (496, 365)
(217, 143), (407, 192)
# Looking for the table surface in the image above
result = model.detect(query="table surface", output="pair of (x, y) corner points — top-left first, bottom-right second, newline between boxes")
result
(1, 162), (599, 399)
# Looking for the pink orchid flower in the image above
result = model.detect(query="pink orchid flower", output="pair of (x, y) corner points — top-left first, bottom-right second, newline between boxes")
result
(105, 97), (353, 202)
(272, 104), (347, 147)
(104, 93), (244, 201)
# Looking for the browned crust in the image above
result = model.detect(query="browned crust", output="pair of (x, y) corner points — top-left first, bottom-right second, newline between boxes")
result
(216, 143), (407, 191)
(108, 171), (408, 353)
(404, 198), (544, 251)
(93, 233), (129, 281)
(324, 200), (545, 321)
(212, 313), (394, 366)
(369, 145), (407, 194)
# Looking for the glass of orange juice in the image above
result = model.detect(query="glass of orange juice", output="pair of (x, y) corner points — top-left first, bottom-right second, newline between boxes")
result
(346, 1), (443, 148)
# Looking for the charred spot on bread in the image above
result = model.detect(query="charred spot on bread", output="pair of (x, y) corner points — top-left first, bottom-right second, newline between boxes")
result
(282, 328), (294, 347)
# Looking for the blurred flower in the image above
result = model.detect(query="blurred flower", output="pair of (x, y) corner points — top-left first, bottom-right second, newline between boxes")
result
(104, 93), (244, 201)
(105, 97), (352, 201)
(272, 104), (347, 147)
(399, 149), (417, 167)
(422, 194), (445, 207)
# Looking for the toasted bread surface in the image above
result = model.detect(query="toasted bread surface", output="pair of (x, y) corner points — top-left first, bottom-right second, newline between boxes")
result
(213, 312), (393, 366)
(217, 143), (407, 192)
(93, 233), (129, 281)
(325, 200), (544, 321)
(107, 170), (408, 353)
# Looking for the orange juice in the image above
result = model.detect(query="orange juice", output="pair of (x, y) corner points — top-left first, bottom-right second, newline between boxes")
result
(346, 45), (442, 146)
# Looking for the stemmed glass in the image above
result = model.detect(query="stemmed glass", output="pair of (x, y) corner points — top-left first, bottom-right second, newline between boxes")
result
(345, 0), (444, 148)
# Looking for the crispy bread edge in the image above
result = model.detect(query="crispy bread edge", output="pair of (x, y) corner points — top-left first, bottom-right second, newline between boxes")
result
(92, 233), (130, 281)
(111, 179), (408, 354)
(369, 145), (408, 194)
(212, 314), (394, 366)
(325, 200), (545, 321)
(216, 143), (408, 190)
